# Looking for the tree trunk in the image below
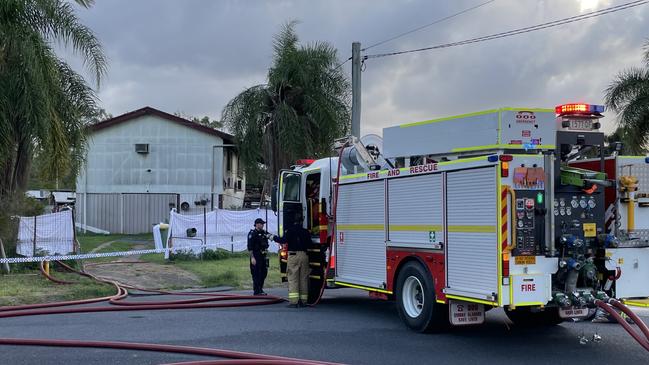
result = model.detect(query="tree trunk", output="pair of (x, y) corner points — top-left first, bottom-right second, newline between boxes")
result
(11, 137), (33, 194)
(0, 146), (17, 198)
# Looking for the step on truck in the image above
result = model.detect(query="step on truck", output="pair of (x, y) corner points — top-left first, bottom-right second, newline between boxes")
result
(271, 103), (649, 332)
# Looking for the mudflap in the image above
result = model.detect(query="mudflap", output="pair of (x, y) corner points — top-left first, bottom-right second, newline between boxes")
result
(449, 300), (485, 326)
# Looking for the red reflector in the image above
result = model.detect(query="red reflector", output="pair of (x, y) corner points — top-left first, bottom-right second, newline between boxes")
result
(499, 155), (513, 162)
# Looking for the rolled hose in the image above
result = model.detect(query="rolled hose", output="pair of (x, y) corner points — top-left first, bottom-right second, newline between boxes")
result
(610, 299), (649, 340)
(0, 338), (340, 365)
(0, 261), (283, 319)
(595, 300), (649, 352)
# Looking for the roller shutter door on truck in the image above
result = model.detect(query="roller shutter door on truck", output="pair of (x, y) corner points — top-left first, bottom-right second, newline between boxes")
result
(445, 166), (499, 301)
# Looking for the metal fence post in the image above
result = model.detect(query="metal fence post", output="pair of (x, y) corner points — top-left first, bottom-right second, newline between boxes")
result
(32, 215), (37, 257)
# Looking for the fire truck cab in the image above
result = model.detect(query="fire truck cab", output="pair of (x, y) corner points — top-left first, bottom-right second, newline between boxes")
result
(273, 104), (649, 332)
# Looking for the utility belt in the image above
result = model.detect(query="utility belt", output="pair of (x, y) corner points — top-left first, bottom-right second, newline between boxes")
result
(288, 250), (306, 256)
(254, 250), (268, 256)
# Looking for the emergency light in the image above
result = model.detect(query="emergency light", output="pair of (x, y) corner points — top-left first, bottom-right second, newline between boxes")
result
(295, 159), (316, 166)
(555, 103), (605, 115)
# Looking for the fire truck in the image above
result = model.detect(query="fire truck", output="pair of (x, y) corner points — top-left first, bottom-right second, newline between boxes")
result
(272, 104), (649, 332)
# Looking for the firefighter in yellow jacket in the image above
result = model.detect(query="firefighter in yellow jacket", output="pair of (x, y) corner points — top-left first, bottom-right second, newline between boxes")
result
(273, 214), (311, 308)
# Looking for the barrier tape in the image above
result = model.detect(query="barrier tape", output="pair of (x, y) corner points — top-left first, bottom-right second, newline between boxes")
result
(0, 249), (167, 264)
(0, 243), (237, 264)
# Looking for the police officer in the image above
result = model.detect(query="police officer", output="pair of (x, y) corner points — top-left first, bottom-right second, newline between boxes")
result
(273, 213), (311, 308)
(247, 218), (270, 295)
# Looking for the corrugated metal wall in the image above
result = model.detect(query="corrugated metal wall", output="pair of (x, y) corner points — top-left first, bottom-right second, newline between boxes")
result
(78, 193), (178, 234)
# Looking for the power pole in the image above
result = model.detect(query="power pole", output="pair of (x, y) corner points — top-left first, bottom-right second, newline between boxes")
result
(351, 42), (361, 138)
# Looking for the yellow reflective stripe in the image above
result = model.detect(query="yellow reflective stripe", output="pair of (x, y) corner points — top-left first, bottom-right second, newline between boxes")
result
(301, 168), (321, 173)
(500, 107), (553, 112)
(399, 109), (501, 128)
(446, 294), (497, 306)
(340, 172), (367, 180)
(389, 224), (442, 231)
(619, 156), (648, 159)
(447, 225), (496, 233)
(335, 281), (393, 294)
(452, 144), (556, 152)
(339, 224), (494, 233)
(337, 224), (384, 231)
(436, 299), (446, 304)
(438, 156), (490, 166)
(300, 295), (308, 299)
(512, 302), (545, 307)
(398, 107), (553, 128)
(288, 293), (299, 298)
(623, 298), (649, 307)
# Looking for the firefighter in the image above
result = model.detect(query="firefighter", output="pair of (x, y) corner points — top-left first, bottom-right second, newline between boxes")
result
(247, 218), (270, 296)
(273, 213), (311, 307)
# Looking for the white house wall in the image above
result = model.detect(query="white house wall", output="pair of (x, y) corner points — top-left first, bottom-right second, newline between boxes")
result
(77, 115), (225, 195)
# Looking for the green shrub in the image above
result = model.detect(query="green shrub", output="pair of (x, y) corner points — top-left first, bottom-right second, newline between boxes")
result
(169, 249), (248, 262)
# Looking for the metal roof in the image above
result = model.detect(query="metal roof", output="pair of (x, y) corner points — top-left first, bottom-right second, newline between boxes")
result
(91, 106), (234, 143)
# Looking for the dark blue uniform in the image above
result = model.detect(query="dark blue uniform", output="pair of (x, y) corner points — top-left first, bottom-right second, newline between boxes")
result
(247, 228), (269, 295)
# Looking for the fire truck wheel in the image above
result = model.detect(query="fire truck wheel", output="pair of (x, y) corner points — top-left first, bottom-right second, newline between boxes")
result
(395, 261), (448, 333)
(505, 307), (564, 327)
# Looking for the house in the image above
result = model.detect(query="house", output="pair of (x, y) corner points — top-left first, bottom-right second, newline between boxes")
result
(76, 106), (245, 234)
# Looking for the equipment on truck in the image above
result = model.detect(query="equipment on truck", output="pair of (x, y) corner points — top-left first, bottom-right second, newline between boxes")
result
(272, 103), (649, 342)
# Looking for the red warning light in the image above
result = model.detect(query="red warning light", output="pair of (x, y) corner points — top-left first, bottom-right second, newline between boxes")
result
(555, 103), (605, 115)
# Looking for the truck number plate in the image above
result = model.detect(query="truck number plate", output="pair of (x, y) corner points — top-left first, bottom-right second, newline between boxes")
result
(514, 256), (536, 265)
(449, 300), (485, 326)
(568, 120), (593, 131)
(558, 307), (589, 319)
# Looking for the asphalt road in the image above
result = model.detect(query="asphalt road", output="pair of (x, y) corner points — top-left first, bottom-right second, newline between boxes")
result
(1, 287), (649, 365)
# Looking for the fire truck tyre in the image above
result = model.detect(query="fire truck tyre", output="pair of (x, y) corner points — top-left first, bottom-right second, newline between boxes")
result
(395, 262), (448, 333)
(505, 307), (564, 327)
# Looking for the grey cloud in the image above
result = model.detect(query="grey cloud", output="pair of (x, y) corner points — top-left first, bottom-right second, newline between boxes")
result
(63, 0), (649, 136)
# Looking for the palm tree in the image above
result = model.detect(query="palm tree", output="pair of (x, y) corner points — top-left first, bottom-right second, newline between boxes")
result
(0, 0), (106, 197)
(221, 21), (350, 184)
(604, 41), (649, 155)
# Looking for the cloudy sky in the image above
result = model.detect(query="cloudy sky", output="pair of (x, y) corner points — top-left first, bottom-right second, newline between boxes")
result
(64, 0), (649, 136)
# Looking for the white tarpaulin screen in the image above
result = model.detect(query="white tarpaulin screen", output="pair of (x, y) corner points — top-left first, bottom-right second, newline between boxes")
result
(164, 208), (278, 258)
(16, 210), (75, 256)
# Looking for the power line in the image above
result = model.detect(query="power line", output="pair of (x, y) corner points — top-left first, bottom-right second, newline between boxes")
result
(333, 56), (352, 71)
(365, 0), (649, 60)
(362, 0), (496, 52)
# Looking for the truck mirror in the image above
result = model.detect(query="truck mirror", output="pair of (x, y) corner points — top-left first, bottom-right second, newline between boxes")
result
(271, 183), (278, 212)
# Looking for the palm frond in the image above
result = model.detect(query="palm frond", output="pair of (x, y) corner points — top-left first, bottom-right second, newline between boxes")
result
(604, 67), (649, 112)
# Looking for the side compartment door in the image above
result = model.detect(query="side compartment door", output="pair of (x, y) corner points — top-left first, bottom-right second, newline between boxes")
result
(335, 180), (386, 289)
(278, 170), (303, 237)
(445, 166), (499, 302)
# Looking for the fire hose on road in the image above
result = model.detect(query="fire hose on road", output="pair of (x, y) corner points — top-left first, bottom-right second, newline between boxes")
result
(0, 260), (340, 365)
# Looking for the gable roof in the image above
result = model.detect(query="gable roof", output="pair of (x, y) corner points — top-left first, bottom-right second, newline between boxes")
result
(91, 106), (234, 143)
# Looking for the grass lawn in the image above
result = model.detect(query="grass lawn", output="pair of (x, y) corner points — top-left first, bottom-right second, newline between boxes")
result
(141, 251), (284, 290)
(78, 233), (153, 253)
(0, 271), (116, 306)
(1, 234), (283, 306)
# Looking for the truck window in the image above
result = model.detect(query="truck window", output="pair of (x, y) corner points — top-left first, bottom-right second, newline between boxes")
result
(282, 173), (301, 202)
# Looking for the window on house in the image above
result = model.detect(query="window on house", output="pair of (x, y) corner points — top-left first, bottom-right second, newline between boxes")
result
(226, 149), (232, 172)
(135, 144), (149, 154)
